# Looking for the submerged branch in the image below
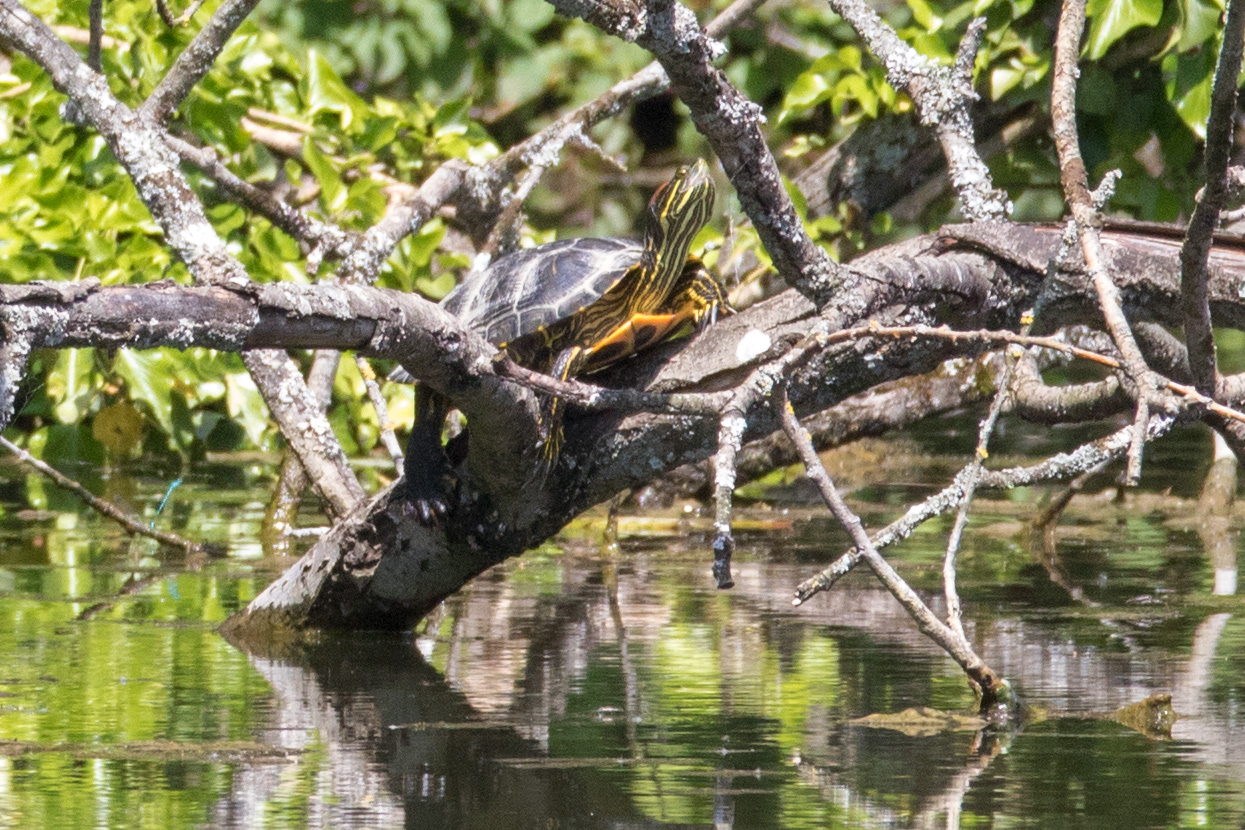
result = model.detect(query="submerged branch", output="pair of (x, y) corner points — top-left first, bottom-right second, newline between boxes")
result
(776, 386), (1011, 713)
(793, 415), (1177, 605)
(0, 436), (205, 556)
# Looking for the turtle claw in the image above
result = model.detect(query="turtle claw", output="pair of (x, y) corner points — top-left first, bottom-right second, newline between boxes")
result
(399, 490), (448, 527)
(402, 451), (452, 527)
(403, 468), (451, 527)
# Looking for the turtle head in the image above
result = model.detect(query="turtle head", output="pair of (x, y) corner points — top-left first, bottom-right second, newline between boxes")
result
(643, 159), (715, 265)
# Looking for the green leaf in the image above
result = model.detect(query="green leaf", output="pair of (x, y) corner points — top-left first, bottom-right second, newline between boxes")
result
(113, 350), (176, 440)
(1084, 0), (1163, 60)
(1177, 0), (1226, 52)
(47, 349), (96, 424)
(301, 138), (345, 213)
(1164, 44), (1217, 139)
(907, 0), (944, 32)
(408, 218), (445, 267)
(224, 371), (271, 449)
(345, 177), (387, 224)
(833, 74), (879, 120)
(507, 0), (557, 33)
(782, 70), (832, 116)
(303, 51), (367, 130)
(783, 175), (809, 219)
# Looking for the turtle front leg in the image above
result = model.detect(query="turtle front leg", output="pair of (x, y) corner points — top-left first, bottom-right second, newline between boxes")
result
(403, 385), (452, 524)
(677, 259), (732, 327)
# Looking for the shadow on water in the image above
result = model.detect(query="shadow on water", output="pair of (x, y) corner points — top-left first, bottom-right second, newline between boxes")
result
(2, 423), (1245, 827)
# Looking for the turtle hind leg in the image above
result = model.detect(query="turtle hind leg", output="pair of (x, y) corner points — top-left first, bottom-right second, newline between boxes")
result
(537, 344), (591, 471)
(403, 386), (451, 524)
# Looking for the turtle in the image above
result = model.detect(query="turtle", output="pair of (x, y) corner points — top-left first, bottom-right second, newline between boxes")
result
(402, 159), (727, 522)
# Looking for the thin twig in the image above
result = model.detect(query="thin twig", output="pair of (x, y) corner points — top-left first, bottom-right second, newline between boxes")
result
(500, 323), (1245, 424)
(793, 414), (1177, 604)
(941, 343), (1018, 639)
(702, 326), (833, 586)
(493, 355), (729, 416)
(711, 401), (745, 589)
(776, 385), (1009, 710)
(87, 0), (102, 71)
(479, 163), (546, 259)
(1050, 0), (1159, 483)
(1179, 0), (1245, 395)
(167, 135), (360, 262)
(356, 355), (405, 465)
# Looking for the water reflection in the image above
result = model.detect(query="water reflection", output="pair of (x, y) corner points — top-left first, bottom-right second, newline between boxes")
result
(1, 446), (1245, 827)
(219, 546), (1245, 829)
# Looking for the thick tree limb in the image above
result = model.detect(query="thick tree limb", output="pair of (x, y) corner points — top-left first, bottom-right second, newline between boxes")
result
(241, 350), (366, 518)
(1, 223), (1228, 631)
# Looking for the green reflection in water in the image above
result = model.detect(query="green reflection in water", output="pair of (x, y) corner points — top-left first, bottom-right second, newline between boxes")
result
(3, 439), (1245, 828)
(0, 473), (282, 830)
(0, 612), (271, 828)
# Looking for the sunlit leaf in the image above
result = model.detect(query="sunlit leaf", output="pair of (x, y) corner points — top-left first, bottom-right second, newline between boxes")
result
(224, 372), (272, 449)
(1084, 0), (1163, 59)
(303, 51), (367, 129)
(1177, 0), (1226, 52)
(301, 138), (345, 213)
(113, 350), (176, 440)
(907, 0), (945, 31)
(47, 349), (96, 424)
(1163, 44), (1217, 139)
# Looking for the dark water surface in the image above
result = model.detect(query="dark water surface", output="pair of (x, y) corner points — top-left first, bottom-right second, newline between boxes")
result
(2, 424), (1245, 828)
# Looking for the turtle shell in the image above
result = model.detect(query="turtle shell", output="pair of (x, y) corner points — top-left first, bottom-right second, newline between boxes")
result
(443, 236), (641, 348)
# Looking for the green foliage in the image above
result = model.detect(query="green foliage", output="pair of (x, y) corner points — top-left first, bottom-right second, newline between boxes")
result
(1084, 0), (1164, 60)
(1, 0), (497, 467)
(775, 0), (1227, 228)
(779, 46), (898, 127)
(0, 0), (1235, 477)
